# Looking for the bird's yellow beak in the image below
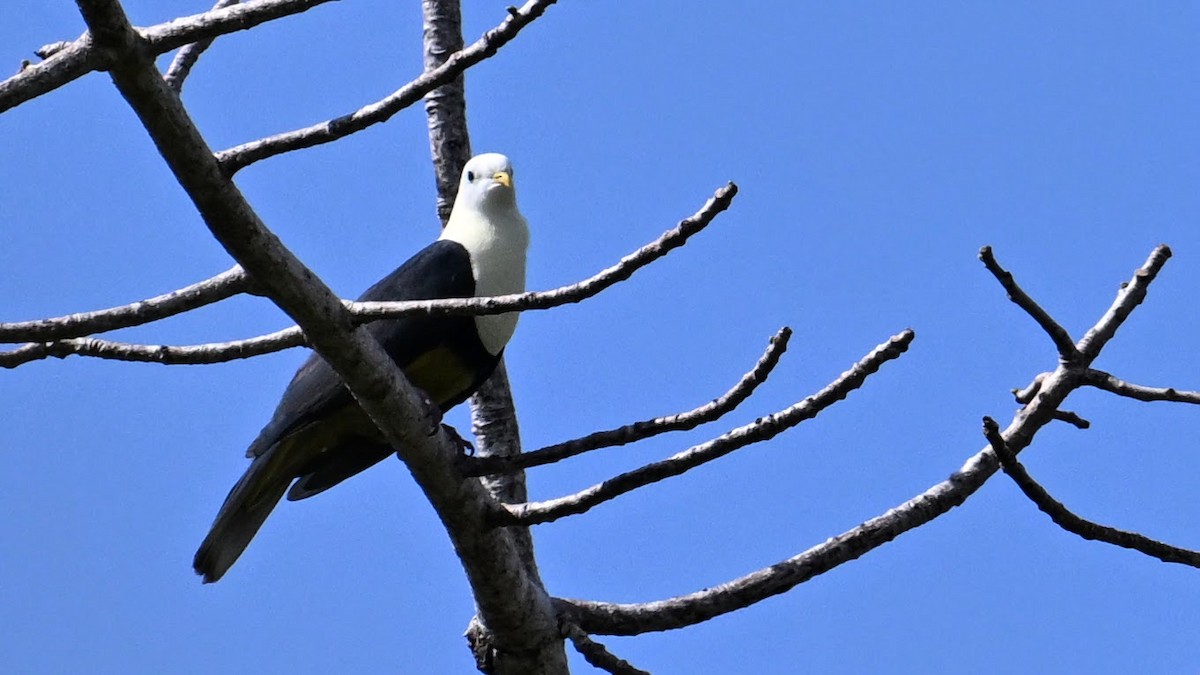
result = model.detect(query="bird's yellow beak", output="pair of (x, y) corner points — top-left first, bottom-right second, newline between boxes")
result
(492, 171), (512, 188)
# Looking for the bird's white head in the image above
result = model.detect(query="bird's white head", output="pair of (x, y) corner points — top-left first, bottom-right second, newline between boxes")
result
(453, 152), (519, 216)
(441, 152), (529, 255)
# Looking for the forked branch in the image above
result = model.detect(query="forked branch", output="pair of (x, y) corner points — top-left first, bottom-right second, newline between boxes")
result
(557, 246), (1178, 637)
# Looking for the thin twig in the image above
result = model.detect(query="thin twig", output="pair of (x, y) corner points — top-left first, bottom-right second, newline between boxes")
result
(421, 0), (472, 226)
(979, 245), (1079, 362)
(0, 266), (248, 343)
(1051, 410), (1090, 429)
(35, 42), (73, 59)
(1012, 372), (1047, 404)
(983, 416), (1200, 568)
(562, 622), (650, 675)
(2, 0), (338, 113)
(163, 0), (240, 93)
(464, 327), (792, 477)
(498, 330), (914, 526)
(216, 0), (561, 173)
(1083, 369), (1200, 405)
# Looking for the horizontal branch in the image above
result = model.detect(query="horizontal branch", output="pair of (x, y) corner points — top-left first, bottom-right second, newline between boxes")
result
(463, 326), (791, 477)
(498, 329), (915, 526)
(353, 183), (737, 321)
(0, 266), (248, 343)
(1, 185), (736, 368)
(1, 0), (337, 113)
(216, 0), (561, 173)
(1082, 369), (1200, 405)
(984, 416), (1200, 568)
(0, 327), (301, 369)
(979, 245), (1079, 362)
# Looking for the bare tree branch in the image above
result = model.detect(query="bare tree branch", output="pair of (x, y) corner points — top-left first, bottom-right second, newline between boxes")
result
(562, 621), (650, 675)
(979, 245), (1079, 362)
(556, 246), (1175, 637)
(163, 0), (240, 93)
(216, 0), (561, 174)
(1, 38), (94, 114)
(2, 185), (736, 369)
(421, 0), (471, 225)
(0, 266), (248, 344)
(1082, 369), (1200, 404)
(353, 183), (738, 320)
(0, 327), (301, 369)
(983, 416), (1200, 568)
(498, 329), (915, 527)
(2, 0), (338, 113)
(1076, 244), (1172, 359)
(464, 327), (792, 477)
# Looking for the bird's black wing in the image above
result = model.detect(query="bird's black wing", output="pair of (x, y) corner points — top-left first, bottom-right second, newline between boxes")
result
(245, 239), (476, 458)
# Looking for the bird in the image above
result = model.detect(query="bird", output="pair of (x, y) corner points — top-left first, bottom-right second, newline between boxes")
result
(194, 153), (529, 583)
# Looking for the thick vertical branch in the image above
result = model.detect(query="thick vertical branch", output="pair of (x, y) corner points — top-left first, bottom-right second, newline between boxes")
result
(422, 0), (472, 225)
(420, 0), (531, 533)
(421, 2), (564, 673)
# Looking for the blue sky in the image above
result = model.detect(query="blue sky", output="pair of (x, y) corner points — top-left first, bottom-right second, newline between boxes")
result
(3, 1), (1199, 672)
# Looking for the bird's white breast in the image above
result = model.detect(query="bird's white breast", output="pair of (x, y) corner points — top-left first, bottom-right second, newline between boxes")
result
(440, 209), (529, 355)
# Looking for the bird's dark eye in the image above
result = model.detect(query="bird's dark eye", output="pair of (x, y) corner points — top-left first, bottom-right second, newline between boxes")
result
(466, 171), (475, 182)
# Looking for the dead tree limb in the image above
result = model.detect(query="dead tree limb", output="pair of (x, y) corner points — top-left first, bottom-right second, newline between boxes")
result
(556, 246), (1179, 637)
(984, 416), (1200, 568)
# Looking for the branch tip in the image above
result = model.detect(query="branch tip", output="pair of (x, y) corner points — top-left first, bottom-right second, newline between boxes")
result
(979, 246), (1079, 360)
(1052, 410), (1090, 429)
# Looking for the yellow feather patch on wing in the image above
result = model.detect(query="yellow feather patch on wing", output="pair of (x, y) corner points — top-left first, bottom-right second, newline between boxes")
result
(403, 345), (478, 408)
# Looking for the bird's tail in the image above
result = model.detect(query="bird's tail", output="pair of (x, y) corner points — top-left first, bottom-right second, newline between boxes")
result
(193, 449), (293, 583)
